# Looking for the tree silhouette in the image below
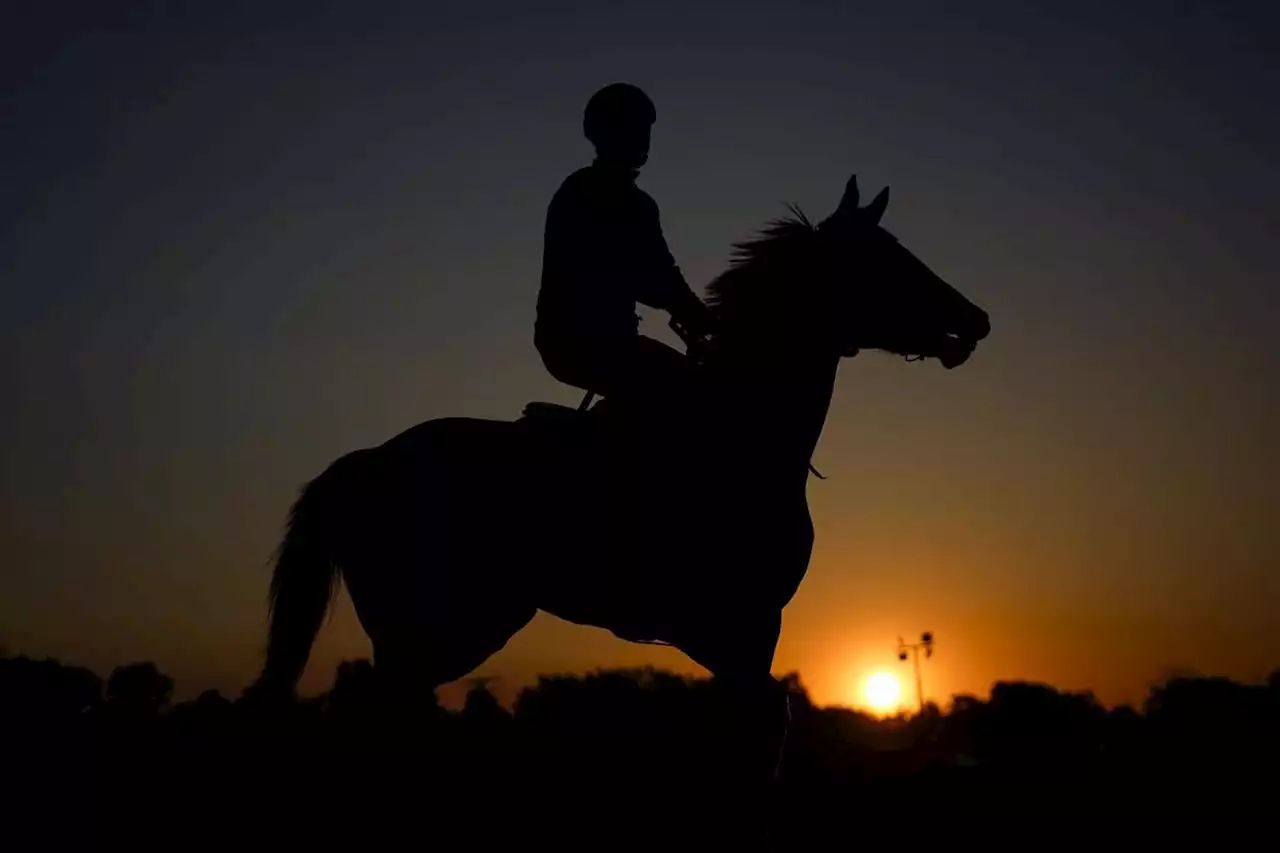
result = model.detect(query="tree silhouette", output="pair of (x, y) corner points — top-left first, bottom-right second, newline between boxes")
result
(105, 662), (173, 718)
(1, 651), (1276, 838)
(0, 655), (102, 726)
(462, 678), (509, 726)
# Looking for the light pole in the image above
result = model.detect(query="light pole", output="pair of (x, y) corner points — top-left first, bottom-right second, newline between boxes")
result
(897, 631), (934, 714)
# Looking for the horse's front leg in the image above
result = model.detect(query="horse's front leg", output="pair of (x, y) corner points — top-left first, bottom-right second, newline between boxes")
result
(678, 608), (791, 839)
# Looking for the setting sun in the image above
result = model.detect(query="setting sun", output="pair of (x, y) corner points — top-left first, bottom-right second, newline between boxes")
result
(863, 672), (902, 713)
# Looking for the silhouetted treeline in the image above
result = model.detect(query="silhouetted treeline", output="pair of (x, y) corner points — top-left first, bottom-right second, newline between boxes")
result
(3, 655), (1275, 841)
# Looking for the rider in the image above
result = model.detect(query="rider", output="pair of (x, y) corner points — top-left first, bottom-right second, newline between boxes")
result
(535, 83), (716, 420)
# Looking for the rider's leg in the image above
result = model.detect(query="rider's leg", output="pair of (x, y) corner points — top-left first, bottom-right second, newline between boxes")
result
(614, 334), (699, 416)
(536, 339), (598, 397)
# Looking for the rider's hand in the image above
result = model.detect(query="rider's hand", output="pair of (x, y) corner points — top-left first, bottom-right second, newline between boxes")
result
(670, 314), (715, 362)
(671, 296), (716, 343)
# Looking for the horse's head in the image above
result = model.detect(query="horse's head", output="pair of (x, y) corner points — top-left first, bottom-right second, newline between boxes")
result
(707, 174), (989, 370)
(813, 174), (990, 367)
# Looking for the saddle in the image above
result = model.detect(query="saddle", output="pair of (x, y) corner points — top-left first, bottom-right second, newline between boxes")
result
(518, 397), (681, 457)
(521, 400), (596, 425)
(517, 401), (620, 488)
(519, 400), (604, 442)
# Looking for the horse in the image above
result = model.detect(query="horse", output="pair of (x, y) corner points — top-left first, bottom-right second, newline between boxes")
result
(250, 173), (990, 825)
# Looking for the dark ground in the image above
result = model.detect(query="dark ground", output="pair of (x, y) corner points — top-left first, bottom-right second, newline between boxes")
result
(4, 657), (1275, 846)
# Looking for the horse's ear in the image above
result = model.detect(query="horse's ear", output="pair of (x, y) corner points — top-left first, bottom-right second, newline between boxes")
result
(863, 186), (890, 225)
(836, 173), (860, 217)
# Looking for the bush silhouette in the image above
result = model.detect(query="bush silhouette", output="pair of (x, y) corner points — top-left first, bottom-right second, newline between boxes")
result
(2, 652), (1276, 837)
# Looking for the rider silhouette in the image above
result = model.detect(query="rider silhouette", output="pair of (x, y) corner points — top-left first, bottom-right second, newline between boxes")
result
(536, 83), (715, 419)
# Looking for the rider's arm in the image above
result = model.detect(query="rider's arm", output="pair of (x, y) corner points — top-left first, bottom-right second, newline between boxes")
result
(543, 182), (609, 307)
(633, 193), (709, 324)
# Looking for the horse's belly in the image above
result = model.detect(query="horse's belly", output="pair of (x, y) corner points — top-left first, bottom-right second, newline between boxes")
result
(550, 479), (814, 637)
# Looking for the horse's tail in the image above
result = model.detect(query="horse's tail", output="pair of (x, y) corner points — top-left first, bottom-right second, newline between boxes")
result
(253, 454), (359, 698)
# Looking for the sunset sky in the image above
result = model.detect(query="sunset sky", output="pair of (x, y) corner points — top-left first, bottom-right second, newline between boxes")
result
(2, 1), (1276, 710)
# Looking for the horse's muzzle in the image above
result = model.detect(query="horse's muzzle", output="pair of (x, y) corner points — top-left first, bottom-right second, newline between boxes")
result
(939, 336), (978, 369)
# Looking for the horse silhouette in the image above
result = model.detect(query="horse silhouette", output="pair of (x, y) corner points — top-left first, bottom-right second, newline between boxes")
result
(250, 173), (990, 823)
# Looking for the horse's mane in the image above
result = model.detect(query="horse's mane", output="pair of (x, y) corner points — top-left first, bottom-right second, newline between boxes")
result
(704, 204), (817, 312)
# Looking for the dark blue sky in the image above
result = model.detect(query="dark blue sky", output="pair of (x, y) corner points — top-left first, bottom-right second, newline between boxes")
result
(2, 1), (1276, 704)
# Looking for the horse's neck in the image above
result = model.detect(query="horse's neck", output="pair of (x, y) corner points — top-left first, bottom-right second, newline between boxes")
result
(710, 337), (840, 486)
(758, 353), (839, 479)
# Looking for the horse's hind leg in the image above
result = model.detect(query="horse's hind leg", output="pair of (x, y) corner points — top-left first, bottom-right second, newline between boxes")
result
(341, 544), (534, 730)
(371, 598), (536, 711)
(343, 597), (529, 824)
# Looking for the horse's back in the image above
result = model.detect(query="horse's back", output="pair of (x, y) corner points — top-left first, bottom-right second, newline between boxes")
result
(332, 414), (563, 603)
(381, 415), (521, 456)
(366, 415), (556, 509)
